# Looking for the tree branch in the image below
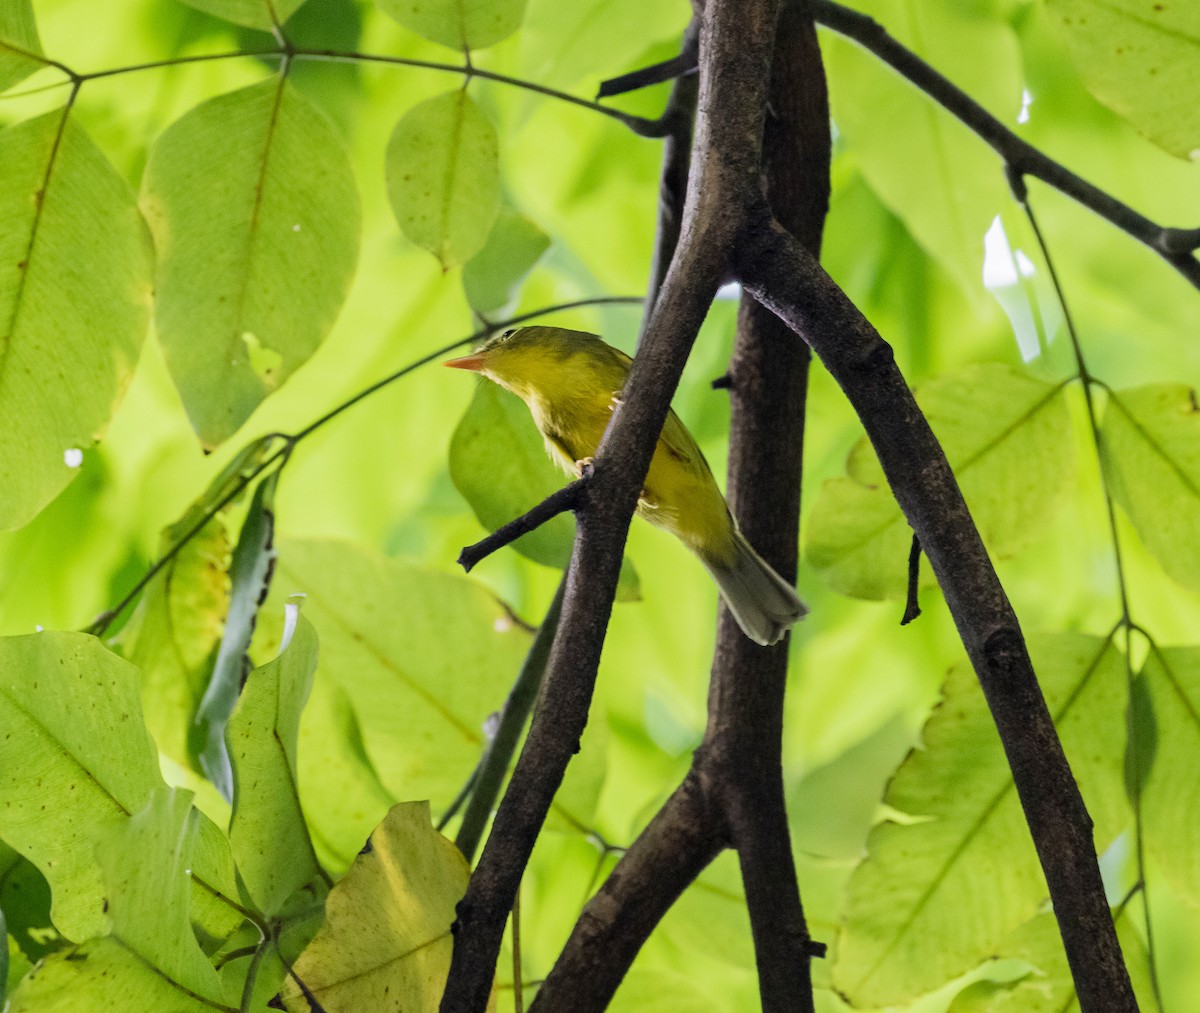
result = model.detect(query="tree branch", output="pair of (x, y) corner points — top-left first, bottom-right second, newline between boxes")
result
(734, 211), (1136, 1012)
(704, 9), (829, 1010)
(641, 19), (701, 333)
(810, 0), (1200, 290)
(530, 9), (830, 1009)
(439, 1), (784, 1008)
(456, 480), (588, 573)
(529, 775), (726, 1012)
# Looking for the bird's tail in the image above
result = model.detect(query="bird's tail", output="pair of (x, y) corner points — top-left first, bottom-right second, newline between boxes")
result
(702, 528), (808, 647)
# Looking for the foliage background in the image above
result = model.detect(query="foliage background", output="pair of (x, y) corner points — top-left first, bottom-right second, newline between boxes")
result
(1, 0), (1199, 1009)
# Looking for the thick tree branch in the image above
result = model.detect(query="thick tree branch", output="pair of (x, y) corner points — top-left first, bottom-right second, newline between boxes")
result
(529, 775), (725, 1012)
(810, 0), (1200, 290)
(704, 8), (828, 1011)
(734, 213), (1136, 1012)
(530, 10), (830, 1010)
(439, 3), (782, 1009)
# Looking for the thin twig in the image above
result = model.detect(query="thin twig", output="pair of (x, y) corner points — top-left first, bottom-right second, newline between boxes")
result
(901, 534), (922, 625)
(456, 482), (588, 574)
(810, 0), (1200, 290)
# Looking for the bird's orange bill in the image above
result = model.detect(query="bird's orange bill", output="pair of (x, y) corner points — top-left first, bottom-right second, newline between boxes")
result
(443, 353), (487, 371)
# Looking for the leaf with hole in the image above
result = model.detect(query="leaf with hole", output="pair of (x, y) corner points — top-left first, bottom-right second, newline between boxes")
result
(142, 78), (360, 447)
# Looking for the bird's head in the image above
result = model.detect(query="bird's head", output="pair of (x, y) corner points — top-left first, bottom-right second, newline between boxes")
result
(443, 326), (601, 402)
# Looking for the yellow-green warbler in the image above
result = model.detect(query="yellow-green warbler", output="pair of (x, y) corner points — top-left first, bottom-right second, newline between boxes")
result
(446, 326), (807, 646)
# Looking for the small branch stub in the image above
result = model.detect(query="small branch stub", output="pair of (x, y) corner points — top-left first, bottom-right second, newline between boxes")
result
(457, 478), (589, 572)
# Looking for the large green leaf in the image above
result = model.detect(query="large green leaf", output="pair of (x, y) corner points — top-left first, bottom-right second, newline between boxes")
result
(94, 788), (228, 1002)
(823, 0), (1021, 296)
(807, 365), (1073, 600)
(255, 540), (532, 811)
(142, 78), (360, 448)
(1139, 646), (1200, 905)
(0, 112), (153, 530)
(283, 802), (470, 1012)
(0, 0), (43, 93)
(0, 633), (243, 943)
(228, 609), (326, 917)
(385, 90), (500, 270)
(449, 382), (640, 598)
(948, 910), (1153, 1011)
(831, 634), (1128, 1006)
(0, 633), (162, 940)
(177, 0), (307, 32)
(1101, 384), (1200, 592)
(10, 789), (236, 1009)
(379, 0), (527, 51)
(295, 677), (396, 873)
(1047, 0), (1200, 159)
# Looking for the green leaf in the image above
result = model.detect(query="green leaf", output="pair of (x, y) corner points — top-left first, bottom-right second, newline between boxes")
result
(379, 0), (527, 51)
(831, 634), (1128, 1006)
(823, 0), (1021, 296)
(93, 788), (227, 1002)
(177, 0), (307, 32)
(228, 608), (326, 917)
(1139, 646), (1200, 904)
(807, 365), (1072, 600)
(0, 633), (244, 944)
(1101, 384), (1200, 592)
(0, 112), (153, 530)
(142, 78), (360, 448)
(0, 0), (43, 93)
(449, 382), (640, 599)
(296, 678), (396, 873)
(1047, 0), (1200, 159)
(9, 939), (219, 1012)
(256, 539), (532, 810)
(948, 910), (1154, 1011)
(385, 90), (500, 270)
(0, 633), (161, 940)
(195, 472), (279, 798)
(462, 209), (550, 315)
(284, 802), (469, 1011)
(517, 0), (689, 91)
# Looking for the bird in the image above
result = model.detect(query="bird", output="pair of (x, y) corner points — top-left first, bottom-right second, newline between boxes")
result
(444, 325), (808, 646)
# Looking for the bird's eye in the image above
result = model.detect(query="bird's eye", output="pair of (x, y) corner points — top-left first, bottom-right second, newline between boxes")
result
(499, 329), (515, 341)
